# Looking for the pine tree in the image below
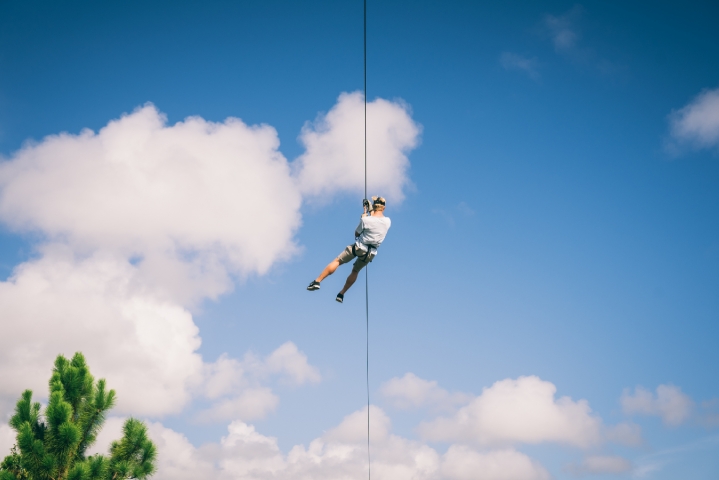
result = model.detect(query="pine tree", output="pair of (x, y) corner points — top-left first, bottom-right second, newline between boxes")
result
(0, 353), (156, 480)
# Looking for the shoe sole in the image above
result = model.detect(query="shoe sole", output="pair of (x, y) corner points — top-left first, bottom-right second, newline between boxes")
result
(336, 296), (343, 303)
(307, 286), (320, 291)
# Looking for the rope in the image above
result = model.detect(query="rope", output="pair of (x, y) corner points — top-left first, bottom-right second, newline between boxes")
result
(365, 263), (370, 480)
(364, 0), (368, 201)
(363, 1), (371, 479)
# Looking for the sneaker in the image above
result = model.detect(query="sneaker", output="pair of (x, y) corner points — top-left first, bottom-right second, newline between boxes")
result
(336, 293), (344, 303)
(307, 280), (320, 291)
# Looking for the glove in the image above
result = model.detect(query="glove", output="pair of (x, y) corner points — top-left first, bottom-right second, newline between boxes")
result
(363, 199), (370, 210)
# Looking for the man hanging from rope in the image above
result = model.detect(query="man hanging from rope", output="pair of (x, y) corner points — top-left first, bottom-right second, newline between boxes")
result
(307, 196), (391, 303)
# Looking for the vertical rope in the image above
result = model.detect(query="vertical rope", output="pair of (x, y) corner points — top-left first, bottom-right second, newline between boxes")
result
(363, 1), (371, 480)
(363, 0), (367, 201)
(365, 264), (370, 480)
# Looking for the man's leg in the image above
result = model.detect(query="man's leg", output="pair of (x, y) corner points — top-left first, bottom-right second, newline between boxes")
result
(339, 270), (359, 295)
(315, 259), (341, 283)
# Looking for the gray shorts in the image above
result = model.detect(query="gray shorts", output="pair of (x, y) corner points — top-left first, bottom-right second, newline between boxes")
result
(336, 245), (372, 273)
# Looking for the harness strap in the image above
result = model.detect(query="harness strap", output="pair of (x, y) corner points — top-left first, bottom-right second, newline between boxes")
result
(353, 242), (378, 262)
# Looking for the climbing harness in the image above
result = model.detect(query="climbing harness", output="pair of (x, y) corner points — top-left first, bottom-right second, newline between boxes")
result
(353, 240), (378, 262)
(353, 241), (378, 267)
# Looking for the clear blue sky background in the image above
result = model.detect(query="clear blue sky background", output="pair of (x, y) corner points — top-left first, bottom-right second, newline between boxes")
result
(1, 1), (718, 478)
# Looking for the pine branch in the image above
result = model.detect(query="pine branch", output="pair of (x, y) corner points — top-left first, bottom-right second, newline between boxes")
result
(3, 353), (156, 480)
(77, 380), (116, 459)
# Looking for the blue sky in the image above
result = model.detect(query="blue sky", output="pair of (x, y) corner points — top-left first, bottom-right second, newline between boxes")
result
(1, 1), (718, 479)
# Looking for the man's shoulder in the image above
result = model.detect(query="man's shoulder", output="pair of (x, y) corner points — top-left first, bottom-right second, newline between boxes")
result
(374, 216), (391, 229)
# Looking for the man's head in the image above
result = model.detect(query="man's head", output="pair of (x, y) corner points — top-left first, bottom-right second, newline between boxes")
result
(371, 196), (386, 212)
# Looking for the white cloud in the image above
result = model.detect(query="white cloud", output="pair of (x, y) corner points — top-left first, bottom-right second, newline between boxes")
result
(441, 445), (549, 480)
(149, 422), (219, 479)
(201, 343), (320, 399)
(0, 94), (418, 420)
(500, 52), (540, 80)
(119, 406), (549, 480)
(0, 424), (13, 457)
(265, 341), (322, 386)
(324, 405), (392, 444)
(621, 384), (693, 426)
(0, 249), (203, 416)
(86, 416), (125, 457)
(202, 354), (249, 400)
(295, 92), (420, 203)
(566, 455), (632, 476)
(194, 342), (321, 422)
(0, 104), (302, 305)
(196, 388), (279, 424)
(418, 376), (603, 448)
(0, 371), (645, 480)
(0, 249), (319, 421)
(91, 417), (219, 479)
(380, 373), (470, 411)
(669, 87), (719, 150)
(148, 407), (439, 480)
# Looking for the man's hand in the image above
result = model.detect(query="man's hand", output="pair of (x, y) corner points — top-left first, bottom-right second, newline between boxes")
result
(362, 198), (370, 216)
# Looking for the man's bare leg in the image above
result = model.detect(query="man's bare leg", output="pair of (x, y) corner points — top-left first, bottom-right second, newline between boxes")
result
(315, 259), (341, 283)
(339, 270), (359, 295)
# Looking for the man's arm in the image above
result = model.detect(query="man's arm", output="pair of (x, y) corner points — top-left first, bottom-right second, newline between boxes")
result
(355, 201), (369, 237)
(355, 218), (364, 238)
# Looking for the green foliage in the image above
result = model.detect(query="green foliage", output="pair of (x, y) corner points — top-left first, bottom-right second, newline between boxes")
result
(0, 353), (156, 480)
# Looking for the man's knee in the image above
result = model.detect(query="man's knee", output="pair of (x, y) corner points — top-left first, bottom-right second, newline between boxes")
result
(351, 260), (369, 273)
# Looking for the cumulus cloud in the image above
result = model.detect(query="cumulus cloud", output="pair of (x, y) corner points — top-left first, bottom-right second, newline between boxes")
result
(0, 424), (13, 458)
(202, 354), (250, 401)
(0, 104), (301, 304)
(86, 416), (125, 457)
(0, 93), (419, 420)
(91, 417), (224, 478)
(380, 373), (470, 412)
(295, 92), (420, 203)
(265, 342), (322, 386)
(88, 407), (549, 480)
(441, 445), (550, 480)
(0, 249), (203, 416)
(195, 342), (320, 423)
(565, 455), (632, 476)
(0, 248), (318, 420)
(202, 343), (320, 399)
(500, 52), (540, 80)
(621, 385), (693, 426)
(418, 376), (603, 448)
(196, 388), (280, 424)
(669, 87), (719, 151)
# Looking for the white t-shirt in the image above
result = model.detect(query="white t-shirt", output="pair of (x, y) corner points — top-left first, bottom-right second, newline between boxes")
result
(355, 215), (391, 246)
